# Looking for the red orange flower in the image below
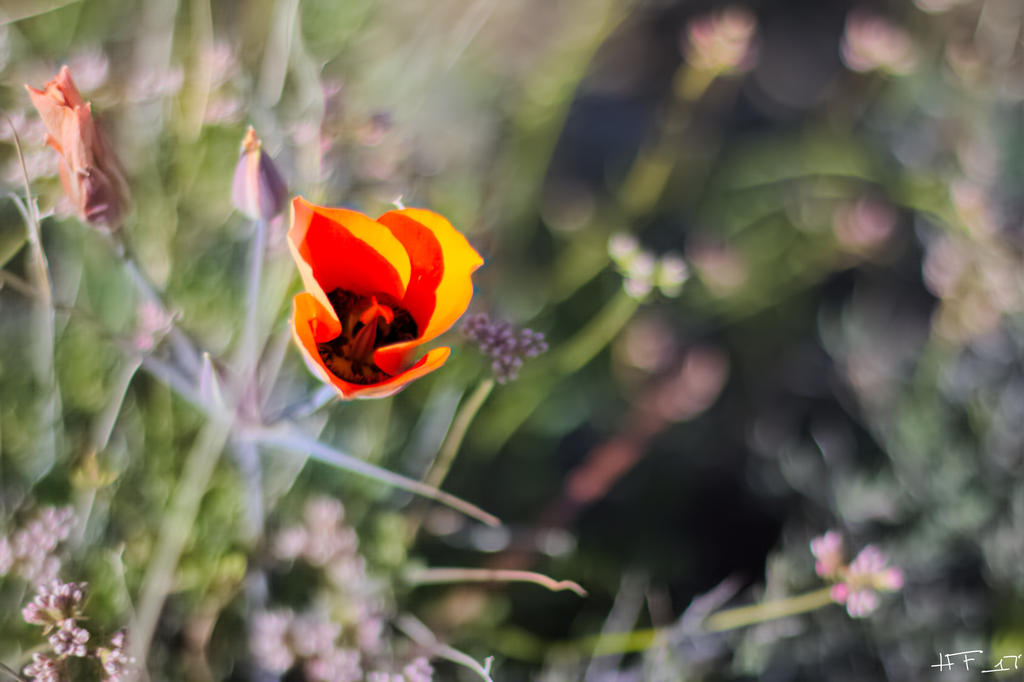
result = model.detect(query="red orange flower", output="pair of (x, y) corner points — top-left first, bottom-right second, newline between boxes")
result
(288, 197), (483, 399)
(25, 66), (129, 229)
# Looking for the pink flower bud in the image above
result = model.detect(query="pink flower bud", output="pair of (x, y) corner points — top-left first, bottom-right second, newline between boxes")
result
(232, 126), (287, 221)
(810, 530), (845, 578)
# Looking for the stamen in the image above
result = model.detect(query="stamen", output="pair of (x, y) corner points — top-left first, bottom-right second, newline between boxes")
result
(350, 317), (378, 359)
(359, 296), (395, 327)
(316, 289), (419, 384)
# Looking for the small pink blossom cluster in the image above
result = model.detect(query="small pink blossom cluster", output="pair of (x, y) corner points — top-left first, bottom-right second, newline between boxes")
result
(255, 498), (428, 676)
(250, 608), (433, 682)
(23, 654), (61, 682)
(21, 579), (87, 628)
(251, 609), (360, 681)
(97, 631), (133, 681)
(264, 499), (391, 655)
(0, 506), (75, 583)
(684, 7), (758, 74)
(20, 580), (133, 681)
(272, 497), (367, 588)
(840, 10), (917, 75)
(810, 531), (904, 618)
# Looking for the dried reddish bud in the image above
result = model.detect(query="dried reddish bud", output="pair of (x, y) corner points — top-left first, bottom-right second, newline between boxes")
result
(26, 65), (129, 229)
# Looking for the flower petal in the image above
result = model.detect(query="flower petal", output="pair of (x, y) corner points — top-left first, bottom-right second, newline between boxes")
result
(25, 66), (86, 140)
(288, 197), (411, 305)
(292, 293), (451, 399)
(373, 208), (483, 375)
(291, 292), (344, 386)
(340, 347), (452, 399)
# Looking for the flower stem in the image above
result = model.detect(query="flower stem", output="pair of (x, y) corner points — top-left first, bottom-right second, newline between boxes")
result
(567, 586), (836, 658)
(404, 378), (495, 544)
(8, 120), (60, 479)
(479, 290), (639, 453)
(406, 567), (587, 597)
(703, 586), (835, 632)
(554, 289), (639, 376)
(237, 218), (267, 377)
(423, 378), (494, 491)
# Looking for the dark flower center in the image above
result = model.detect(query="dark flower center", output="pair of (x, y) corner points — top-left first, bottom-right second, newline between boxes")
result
(317, 289), (418, 384)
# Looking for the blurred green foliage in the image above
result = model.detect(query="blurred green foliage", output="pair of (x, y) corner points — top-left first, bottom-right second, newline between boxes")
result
(2, 0), (1024, 680)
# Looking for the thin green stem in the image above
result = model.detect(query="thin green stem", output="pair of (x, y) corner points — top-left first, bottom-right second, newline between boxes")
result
(405, 378), (494, 543)
(6, 122), (52, 323)
(703, 586), (835, 632)
(7, 119), (59, 478)
(479, 290), (640, 452)
(424, 378), (494, 490)
(237, 218), (267, 377)
(564, 586), (836, 658)
(554, 289), (639, 376)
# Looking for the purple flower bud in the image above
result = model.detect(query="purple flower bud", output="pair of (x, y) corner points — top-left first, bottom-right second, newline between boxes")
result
(463, 313), (548, 383)
(518, 329), (548, 358)
(232, 126), (288, 221)
(492, 354), (523, 384)
(810, 531), (844, 578)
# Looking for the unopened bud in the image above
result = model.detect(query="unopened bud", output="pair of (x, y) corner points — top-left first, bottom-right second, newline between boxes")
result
(232, 126), (287, 221)
(25, 66), (129, 230)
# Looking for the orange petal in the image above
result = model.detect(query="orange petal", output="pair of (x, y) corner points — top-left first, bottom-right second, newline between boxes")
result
(288, 197), (411, 304)
(53, 65), (86, 108)
(26, 85), (60, 138)
(25, 66), (86, 141)
(292, 291), (450, 399)
(65, 105), (94, 176)
(291, 292), (344, 386)
(338, 347), (451, 399)
(373, 208), (483, 375)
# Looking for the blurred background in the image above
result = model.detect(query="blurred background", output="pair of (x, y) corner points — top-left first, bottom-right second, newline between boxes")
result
(2, 0), (1023, 679)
